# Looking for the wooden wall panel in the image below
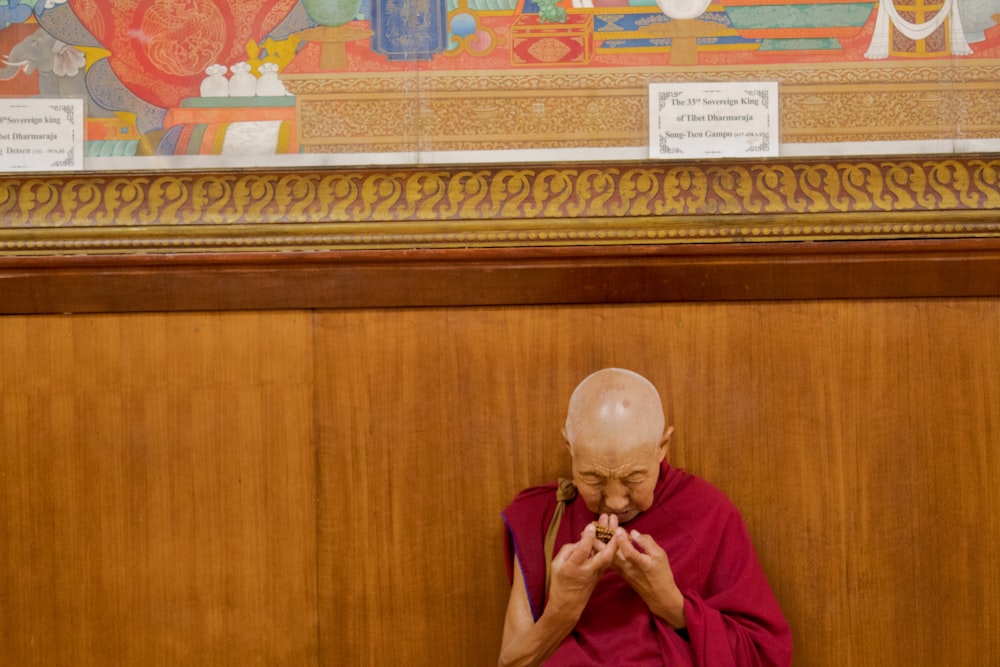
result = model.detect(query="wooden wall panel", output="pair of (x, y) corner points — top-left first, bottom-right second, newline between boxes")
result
(314, 309), (569, 666)
(315, 299), (1000, 666)
(0, 312), (318, 665)
(3, 297), (997, 666)
(654, 299), (1000, 665)
(835, 302), (1000, 665)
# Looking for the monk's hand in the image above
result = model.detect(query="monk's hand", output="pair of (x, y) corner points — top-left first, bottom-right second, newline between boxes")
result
(546, 523), (618, 623)
(590, 513), (620, 555)
(611, 529), (686, 629)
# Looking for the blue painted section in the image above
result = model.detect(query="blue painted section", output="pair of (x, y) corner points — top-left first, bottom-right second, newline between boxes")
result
(154, 126), (183, 156)
(594, 11), (730, 33)
(370, 0), (448, 61)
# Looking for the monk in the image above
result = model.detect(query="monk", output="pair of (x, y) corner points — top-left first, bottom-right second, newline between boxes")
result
(499, 368), (792, 666)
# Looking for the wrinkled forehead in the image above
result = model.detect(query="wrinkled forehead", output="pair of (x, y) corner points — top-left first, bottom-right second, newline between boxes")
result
(572, 436), (658, 469)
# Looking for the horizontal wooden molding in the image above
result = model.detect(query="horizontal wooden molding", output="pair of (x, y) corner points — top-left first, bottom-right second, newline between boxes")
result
(2, 240), (1000, 314)
(3, 156), (999, 313)
(2, 155), (999, 256)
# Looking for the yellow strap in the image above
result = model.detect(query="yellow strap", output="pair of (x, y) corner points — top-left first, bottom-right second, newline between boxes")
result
(543, 478), (578, 599)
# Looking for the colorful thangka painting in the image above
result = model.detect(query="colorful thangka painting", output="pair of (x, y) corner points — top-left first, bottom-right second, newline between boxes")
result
(1, 0), (998, 168)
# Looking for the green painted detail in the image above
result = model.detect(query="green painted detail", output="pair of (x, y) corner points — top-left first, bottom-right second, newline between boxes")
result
(300, 0), (364, 26)
(180, 96), (296, 108)
(86, 140), (140, 158)
(759, 37), (842, 50)
(726, 3), (875, 29)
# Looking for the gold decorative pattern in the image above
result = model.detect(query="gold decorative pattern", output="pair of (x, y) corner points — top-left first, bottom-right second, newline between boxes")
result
(285, 60), (1000, 151)
(298, 91), (645, 148)
(1, 156), (999, 255)
(781, 88), (999, 141)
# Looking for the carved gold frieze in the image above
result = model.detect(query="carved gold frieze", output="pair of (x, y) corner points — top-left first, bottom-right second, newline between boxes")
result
(2, 156), (998, 255)
(297, 90), (646, 149)
(781, 87), (1000, 140)
(286, 60), (1000, 152)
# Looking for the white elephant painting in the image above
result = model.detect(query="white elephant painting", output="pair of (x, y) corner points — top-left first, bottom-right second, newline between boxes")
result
(1, 26), (114, 117)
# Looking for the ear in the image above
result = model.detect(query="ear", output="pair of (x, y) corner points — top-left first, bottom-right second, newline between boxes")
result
(561, 426), (573, 455)
(656, 426), (674, 462)
(52, 42), (86, 77)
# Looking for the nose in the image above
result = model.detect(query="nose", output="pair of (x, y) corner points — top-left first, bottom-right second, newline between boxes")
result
(602, 480), (630, 513)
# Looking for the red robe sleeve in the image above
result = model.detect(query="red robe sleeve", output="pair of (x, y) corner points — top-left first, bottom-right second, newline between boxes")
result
(678, 507), (792, 666)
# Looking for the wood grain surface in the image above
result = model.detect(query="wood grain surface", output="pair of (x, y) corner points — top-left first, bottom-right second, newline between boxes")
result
(0, 312), (317, 664)
(314, 299), (999, 666)
(2, 298), (998, 665)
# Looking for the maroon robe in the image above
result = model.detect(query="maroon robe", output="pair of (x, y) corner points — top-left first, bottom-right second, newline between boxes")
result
(502, 461), (792, 666)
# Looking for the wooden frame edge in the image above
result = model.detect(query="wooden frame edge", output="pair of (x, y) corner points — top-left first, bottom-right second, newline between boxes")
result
(2, 238), (1000, 314)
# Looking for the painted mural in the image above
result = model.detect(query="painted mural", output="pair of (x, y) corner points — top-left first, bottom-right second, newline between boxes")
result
(1, 0), (998, 168)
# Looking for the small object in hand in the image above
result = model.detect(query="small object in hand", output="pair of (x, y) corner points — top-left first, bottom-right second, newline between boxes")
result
(592, 522), (615, 544)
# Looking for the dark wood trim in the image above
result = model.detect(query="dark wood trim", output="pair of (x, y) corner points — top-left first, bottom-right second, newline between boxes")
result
(2, 238), (1000, 314)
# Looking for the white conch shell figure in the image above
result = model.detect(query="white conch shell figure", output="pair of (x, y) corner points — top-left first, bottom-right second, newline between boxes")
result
(255, 62), (289, 96)
(200, 63), (229, 97)
(228, 61), (256, 97)
(655, 0), (712, 19)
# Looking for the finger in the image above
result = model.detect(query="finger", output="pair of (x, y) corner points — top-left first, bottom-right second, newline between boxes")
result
(606, 530), (632, 562)
(628, 530), (663, 556)
(553, 525), (596, 566)
(614, 529), (649, 565)
(551, 540), (578, 566)
(566, 523), (598, 563)
(591, 533), (613, 555)
(590, 524), (622, 558)
(588, 535), (619, 568)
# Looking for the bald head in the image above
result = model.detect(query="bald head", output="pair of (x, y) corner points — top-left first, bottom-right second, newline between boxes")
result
(564, 368), (666, 455)
(563, 368), (671, 520)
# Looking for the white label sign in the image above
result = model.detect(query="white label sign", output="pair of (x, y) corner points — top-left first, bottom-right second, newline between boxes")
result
(0, 99), (84, 172)
(649, 82), (779, 160)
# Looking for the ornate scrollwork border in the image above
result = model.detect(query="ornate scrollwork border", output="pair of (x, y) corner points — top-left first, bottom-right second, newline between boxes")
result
(2, 154), (999, 256)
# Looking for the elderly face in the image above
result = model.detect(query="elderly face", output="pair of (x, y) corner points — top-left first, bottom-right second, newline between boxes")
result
(563, 368), (672, 524)
(568, 428), (671, 524)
